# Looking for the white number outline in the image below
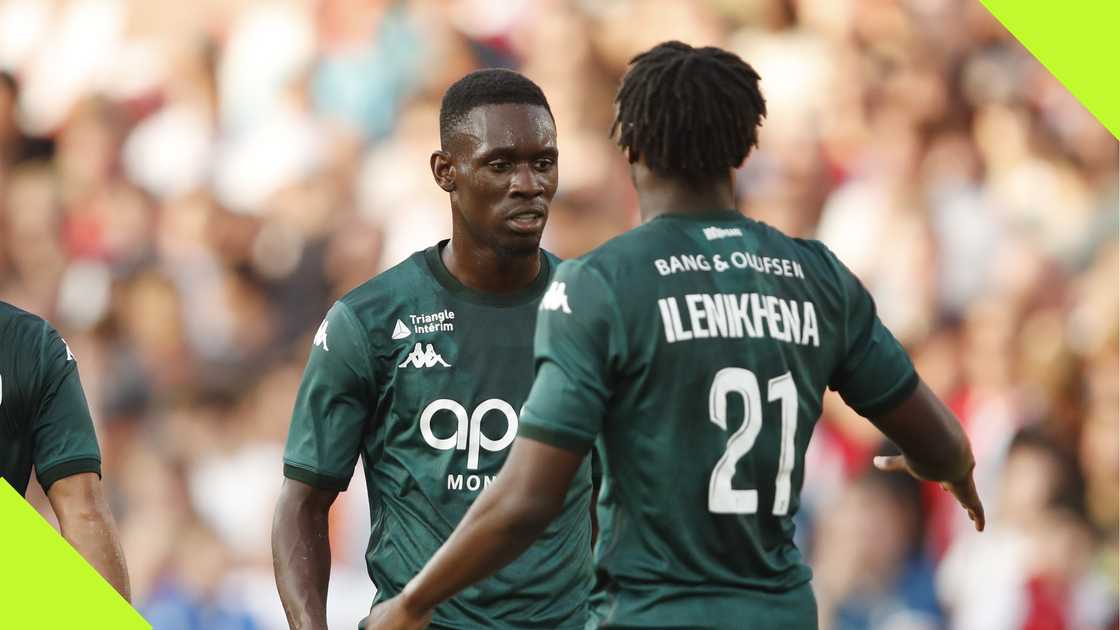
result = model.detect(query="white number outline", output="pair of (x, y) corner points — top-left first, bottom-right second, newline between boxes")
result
(708, 368), (799, 515)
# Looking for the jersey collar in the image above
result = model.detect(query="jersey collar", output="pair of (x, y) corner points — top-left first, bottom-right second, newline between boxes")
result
(424, 240), (553, 308)
(651, 208), (745, 222)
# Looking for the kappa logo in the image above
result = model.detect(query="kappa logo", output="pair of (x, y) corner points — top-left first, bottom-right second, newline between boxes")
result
(703, 226), (744, 241)
(314, 319), (330, 352)
(391, 319), (411, 340)
(540, 281), (571, 313)
(399, 343), (451, 368)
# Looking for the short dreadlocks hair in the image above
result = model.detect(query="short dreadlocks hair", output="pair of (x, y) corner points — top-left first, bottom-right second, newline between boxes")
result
(439, 69), (553, 150)
(611, 41), (767, 185)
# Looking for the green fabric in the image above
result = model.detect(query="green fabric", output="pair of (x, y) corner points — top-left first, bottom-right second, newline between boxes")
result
(521, 211), (916, 628)
(0, 302), (101, 495)
(284, 242), (593, 629)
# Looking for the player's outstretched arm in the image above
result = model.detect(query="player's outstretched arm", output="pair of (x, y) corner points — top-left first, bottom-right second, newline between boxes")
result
(364, 437), (585, 630)
(272, 478), (338, 630)
(46, 472), (131, 602)
(870, 378), (985, 531)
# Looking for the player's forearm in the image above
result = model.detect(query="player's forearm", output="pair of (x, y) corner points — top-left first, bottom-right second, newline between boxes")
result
(47, 474), (131, 602)
(401, 474), (561, 614)
(272, 481), (335, 630)
(57, 499), (131, 602)
(871, 379), (975, 482)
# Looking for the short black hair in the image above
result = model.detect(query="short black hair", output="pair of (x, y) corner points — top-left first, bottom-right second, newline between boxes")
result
(611, 41), (767, 185)
(439, 68), (552, 149)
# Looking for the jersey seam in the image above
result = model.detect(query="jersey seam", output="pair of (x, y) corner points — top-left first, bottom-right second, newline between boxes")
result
(577, 261), (630, 376)
(334, 300), (377, 402)
(33, 318), (50, 417)
(812, 241), (853, 383)
(31, 322), (78, 435)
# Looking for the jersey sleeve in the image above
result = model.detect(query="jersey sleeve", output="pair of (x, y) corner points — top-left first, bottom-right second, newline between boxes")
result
(818, 243), (919, 417)
(32, 323), (101, 492)
(283, 301), (375, 491)
(519, 260), (626, 454)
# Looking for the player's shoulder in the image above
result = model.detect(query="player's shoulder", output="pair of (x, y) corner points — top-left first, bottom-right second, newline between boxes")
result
(786, 234), (850, 284)
(737, 218), (825, 258)
(0, 301), (51, 350)
(335, 247), (433, 320)
(742, 220), (848, 279)
(559, 222), (661, 279)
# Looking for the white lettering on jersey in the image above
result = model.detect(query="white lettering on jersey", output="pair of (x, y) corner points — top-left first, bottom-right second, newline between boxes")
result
(391, 319), (411, 340)
(541, 281), (572, 313)
(446, 474), (497, 491)
(313, 320), (330, 352)
(657, 294), (820, 347)
(653, 252), (804, 279)
(63, 340), (75, 361)
(398, 343), (451, 368)
(420, 398), (518, 470)
(703, 226), (743, 241)
(408, 309), (455, 334)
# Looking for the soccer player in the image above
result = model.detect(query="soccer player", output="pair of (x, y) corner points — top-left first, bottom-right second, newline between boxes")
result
(272, 69), (594, 630)
(364, 41), (985, 630)
(0, 301), (131, 601)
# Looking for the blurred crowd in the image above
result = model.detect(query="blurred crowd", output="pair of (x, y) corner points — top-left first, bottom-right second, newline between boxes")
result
(0, 1), (1115, 629)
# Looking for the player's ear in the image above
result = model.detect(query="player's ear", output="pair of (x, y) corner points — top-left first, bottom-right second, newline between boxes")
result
(431, 150), (455, 193)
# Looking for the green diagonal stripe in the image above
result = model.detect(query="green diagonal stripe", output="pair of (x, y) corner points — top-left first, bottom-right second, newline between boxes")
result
(980, 0), (1120, 139)
(0, 480), (150, 629)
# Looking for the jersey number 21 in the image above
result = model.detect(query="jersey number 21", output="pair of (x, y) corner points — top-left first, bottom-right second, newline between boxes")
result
(708, 368), (798, 516)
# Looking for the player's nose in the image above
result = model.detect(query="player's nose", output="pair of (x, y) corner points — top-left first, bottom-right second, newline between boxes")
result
(508, 164), (544, 198)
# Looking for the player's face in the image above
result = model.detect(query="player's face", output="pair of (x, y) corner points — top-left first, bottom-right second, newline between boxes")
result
(443, 104), (558, 257)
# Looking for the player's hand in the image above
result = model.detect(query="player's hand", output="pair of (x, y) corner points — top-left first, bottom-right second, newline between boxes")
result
(363, 596), (433, 630)
(873, 455), (986, 532)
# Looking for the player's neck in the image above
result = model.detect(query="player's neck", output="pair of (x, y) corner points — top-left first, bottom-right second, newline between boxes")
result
(634, 168), (737, 223)
(441, 237), (542, 295)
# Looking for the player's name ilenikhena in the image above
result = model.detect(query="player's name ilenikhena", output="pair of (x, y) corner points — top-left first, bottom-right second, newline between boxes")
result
(657, 293), (820, 346)
(653, 252), (806, 279)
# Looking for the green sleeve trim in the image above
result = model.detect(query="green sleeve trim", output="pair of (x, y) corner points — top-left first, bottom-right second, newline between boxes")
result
(37, 458), (101, 492)
(518, 415), (594, 455)
(283, 463), (350, 492)
(851, 370), (920, 418)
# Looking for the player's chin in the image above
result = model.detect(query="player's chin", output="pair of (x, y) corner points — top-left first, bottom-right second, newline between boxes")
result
(494, 229), (544, 257)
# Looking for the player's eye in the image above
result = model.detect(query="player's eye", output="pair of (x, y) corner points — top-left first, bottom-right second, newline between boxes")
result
(488, 160), (512, 172)
(533, 158), (555, 171)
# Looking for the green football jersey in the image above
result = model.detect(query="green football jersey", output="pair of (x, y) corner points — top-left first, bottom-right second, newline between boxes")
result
(283, 242), (594, 630)
(520, 210), (918, 630)
(0, 302), (101, 496)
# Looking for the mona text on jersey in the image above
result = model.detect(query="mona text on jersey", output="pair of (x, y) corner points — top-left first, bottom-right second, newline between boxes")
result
(657, 293), (820, 346)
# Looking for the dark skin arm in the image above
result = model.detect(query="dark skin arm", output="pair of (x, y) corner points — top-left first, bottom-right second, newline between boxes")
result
(869, 378), (985, 531)
(272, 478), (339, 630)
(47, 472), (131, 602)
(365, 379), (984, 630)
(364, 437), (584, 630)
